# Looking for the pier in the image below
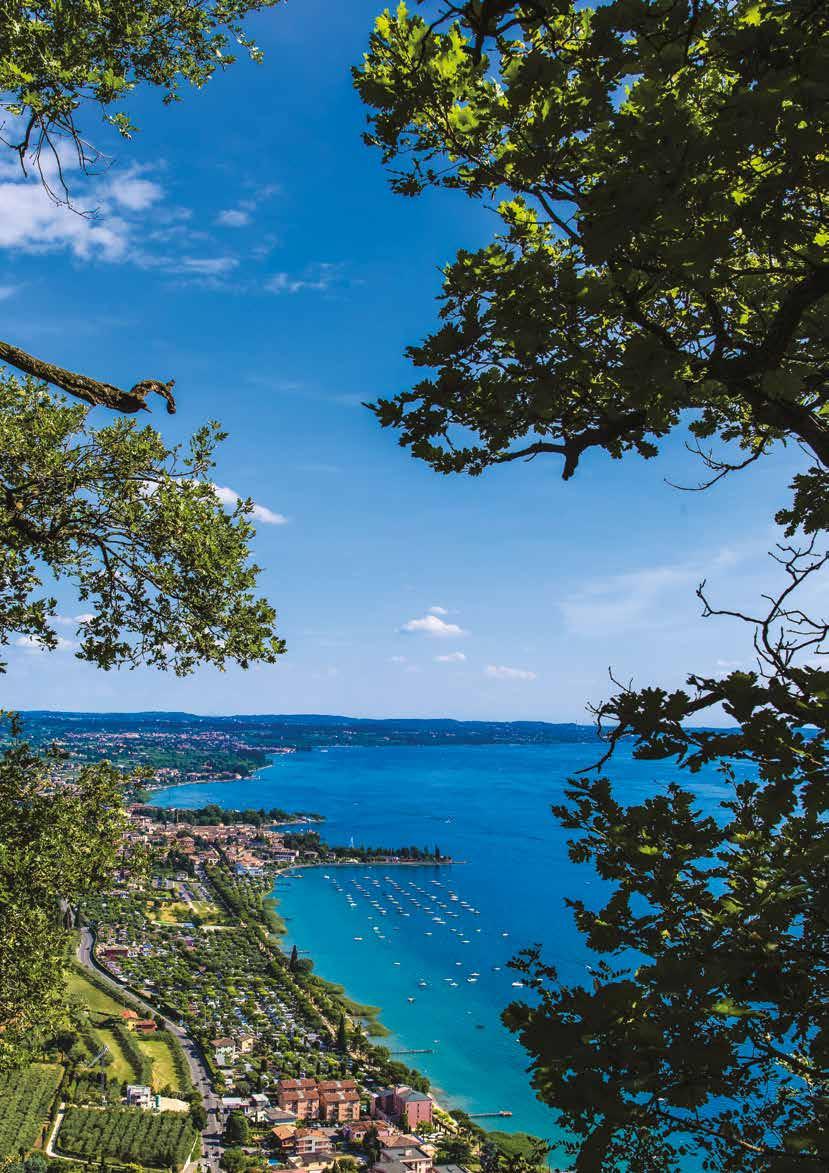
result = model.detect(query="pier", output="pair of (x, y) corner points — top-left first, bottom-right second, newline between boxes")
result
(389, 1048), (434, 1055)
(468, 1110), (513, 1118)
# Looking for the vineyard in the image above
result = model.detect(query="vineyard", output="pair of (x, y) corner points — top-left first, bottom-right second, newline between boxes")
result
(0, 1063), (63, 1158)
(57, 1106), (196, 1170)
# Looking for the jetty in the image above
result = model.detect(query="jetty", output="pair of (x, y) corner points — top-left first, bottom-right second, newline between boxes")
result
(468, 1110), (513, 1119)
(389, 1048), (434, 1055)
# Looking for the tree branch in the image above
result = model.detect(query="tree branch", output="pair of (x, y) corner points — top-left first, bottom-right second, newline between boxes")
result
(0, 339), (176, 415)
(497, 409), (649, 479)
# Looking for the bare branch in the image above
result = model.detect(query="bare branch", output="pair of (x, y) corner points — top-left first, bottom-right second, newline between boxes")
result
(0, 340), (176, 416)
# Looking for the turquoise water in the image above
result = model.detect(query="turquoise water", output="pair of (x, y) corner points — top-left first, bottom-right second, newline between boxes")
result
(153, 741), (737, 1169)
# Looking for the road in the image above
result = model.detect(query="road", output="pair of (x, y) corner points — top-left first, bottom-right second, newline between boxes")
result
(77, 927), (225, 1172)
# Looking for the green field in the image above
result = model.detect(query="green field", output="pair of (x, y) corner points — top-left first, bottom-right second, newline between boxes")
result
(138, 1035), (180, 1091)
(0, 1063), (63, 1158)
(67, 968), (129, 1017)
(151, 899), (225, 925)
(93, 1027), (140, 1083)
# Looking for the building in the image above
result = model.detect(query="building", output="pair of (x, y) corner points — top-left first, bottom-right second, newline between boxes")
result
(318, 1078), (361, 1123)
(126, 1085), (153, 1109)
(370, 1087), (433, 1131)
(277, 1078), (320, 1119)
(211, 1037), (237, 1067)
(249, 1093), (271, 1122)
(271, 1124), (298, 1155)
(294, 1129), (333, 1157)
(377, 1139), (431, 1173)
(342, 1120), (378, 1143)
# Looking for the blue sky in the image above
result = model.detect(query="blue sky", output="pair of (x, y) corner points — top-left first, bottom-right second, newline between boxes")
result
(0, 0), (812, 721)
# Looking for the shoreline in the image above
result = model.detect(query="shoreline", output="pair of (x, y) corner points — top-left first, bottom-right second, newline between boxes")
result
(266, 861), (473, 1125)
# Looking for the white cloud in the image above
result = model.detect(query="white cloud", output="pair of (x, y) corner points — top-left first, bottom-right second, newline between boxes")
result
(179, 256), (238, 277)
(435, 652), (466, 663)
(390, 655), (408, 664)
(105, 170), (164, 212)
(400, 614), (467, 638)
(213, 485), (288, 526)
(54, 613), (94, 627)
(217, 208), (251, 228)
(0, 285), (17, 300)
(429, 605), (449, 615)
(560, 563), (697, 636)
(15, 634), (77, 653)
(485, 664), (537, 681)
(0, 178), (132, 259)
(265, 263), (342, 295)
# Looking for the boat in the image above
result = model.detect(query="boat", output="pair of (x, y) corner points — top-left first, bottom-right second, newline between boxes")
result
(511, 981), (524, 987)
(354, 936), (363, 941)
(418, 979), (428, 988)
(407, 996), (415, 1003)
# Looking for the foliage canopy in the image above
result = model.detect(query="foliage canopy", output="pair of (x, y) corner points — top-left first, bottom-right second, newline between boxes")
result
(0, 0), (283, 1070)
(357, 1), (829, 1168)
(356, 0), (828, 500)
(0, 0), (278, 184)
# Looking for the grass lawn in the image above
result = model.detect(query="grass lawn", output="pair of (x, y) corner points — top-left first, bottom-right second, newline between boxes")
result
(66, 969), (129, 1017)
(151, 899), (224, 925)
(92, 1027), (139, 1083)
(137, 1035), (180, 1091)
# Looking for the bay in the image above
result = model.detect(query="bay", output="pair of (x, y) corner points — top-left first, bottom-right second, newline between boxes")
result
(152, 739), (739, 1169)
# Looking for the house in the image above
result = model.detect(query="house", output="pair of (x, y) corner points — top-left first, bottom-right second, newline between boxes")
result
(285, 1159), (331, 1173)
(377, 1142), (431, 1173)
(120, 1009), (139, 1023)
(294, 1129), (333, 1157)
(342, 1121), (378, 1143)
(370, 1087), (433, 1131)
(249, 1093), (271, 1122)
(126, 1085), (153, 1109)
(211, 1037), (237, 1067)
(270, 1124), (298, 1155)
(277, 1078), (320, 1119)
(134, 1018), (158, 1033)
(221, 1096), (248, 1115)
(238, 1032), (256, 1054)
(265, 1107), (298, 1127)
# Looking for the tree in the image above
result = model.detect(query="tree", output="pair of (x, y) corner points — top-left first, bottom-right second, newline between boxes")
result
(363, 1126), (381, 1168)
(336, 1013), (349, 1054)
(356, 1), (829, 1169)
(436, 1136), (473, 1165)
(0, 1), (278, 200)
(289, 944), (300, 973)
(224, 1112), (250, 1147)
(220, 1148), (248, 1173)
(189, 1102), (207, 1131)
(0, 729), (125, 1068)
(356, 1), (827, 489)
(0, 0), (284, 1068)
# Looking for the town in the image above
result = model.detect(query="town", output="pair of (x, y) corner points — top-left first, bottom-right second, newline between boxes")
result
(0, 803), (532, 1173)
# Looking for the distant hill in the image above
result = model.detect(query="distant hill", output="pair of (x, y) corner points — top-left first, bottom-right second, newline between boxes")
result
(14, 710), (601, 748)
